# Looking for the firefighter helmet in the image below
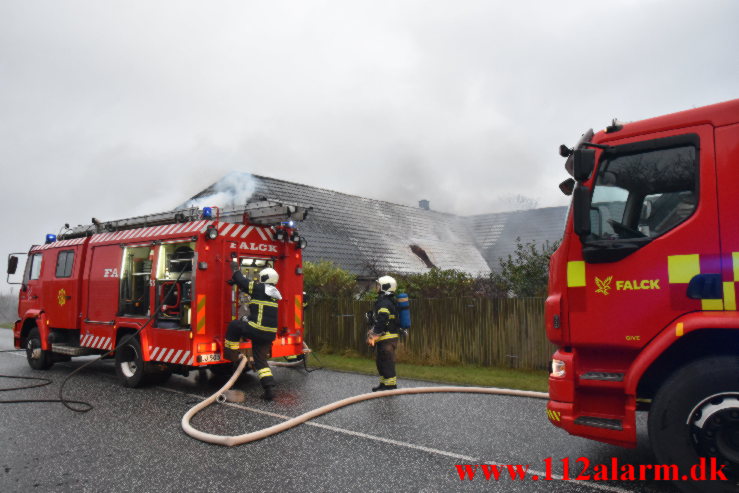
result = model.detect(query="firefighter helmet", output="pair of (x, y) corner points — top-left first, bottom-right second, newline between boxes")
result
(377, 275), (397, 293)
(260, 267), (279, 284)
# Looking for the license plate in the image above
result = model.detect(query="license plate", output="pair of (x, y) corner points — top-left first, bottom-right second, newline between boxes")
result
(198, 353), (221, 363)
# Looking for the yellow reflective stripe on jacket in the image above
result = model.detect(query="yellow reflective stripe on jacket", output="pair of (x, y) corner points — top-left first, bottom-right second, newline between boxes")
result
(247, 320), (277, 333)
(377, 332), (398, 341)
(224, 340), (240, 349)
(249, 299), (278, 328)
(378, 308), (391, 315)
(250, 299), (278, 308)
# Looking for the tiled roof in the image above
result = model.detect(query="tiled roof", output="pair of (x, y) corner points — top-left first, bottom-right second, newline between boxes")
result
(188, 174), (568, 277)
(465, 206), (569, 270)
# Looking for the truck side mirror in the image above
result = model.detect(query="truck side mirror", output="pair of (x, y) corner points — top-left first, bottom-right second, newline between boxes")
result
(7, 256), (18, 275)
(573, 185), (591, 236)
(559, 178), (575, 196)
(573, 149), (595, 182)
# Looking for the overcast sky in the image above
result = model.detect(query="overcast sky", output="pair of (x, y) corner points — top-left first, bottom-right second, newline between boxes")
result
(2, 0), (738, 289)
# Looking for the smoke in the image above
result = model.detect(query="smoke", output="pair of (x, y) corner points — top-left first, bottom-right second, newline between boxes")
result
(181, 171), (257, 209)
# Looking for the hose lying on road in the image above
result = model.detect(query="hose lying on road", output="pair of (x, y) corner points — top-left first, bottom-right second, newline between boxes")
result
(181, 356), (549, 447)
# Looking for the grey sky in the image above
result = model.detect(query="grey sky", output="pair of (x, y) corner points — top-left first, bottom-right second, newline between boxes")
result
(1, 0), (738, 288)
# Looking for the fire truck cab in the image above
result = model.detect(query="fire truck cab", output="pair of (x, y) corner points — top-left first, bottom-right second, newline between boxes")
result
(547, 99), (739, 492)
(7, 200), (310, 387)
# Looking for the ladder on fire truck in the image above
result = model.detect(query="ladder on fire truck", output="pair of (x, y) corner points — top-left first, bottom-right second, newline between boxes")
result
(57, 199), (311, 240)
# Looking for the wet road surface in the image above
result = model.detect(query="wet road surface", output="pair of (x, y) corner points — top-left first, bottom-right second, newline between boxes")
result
(0, 329), (681, 492)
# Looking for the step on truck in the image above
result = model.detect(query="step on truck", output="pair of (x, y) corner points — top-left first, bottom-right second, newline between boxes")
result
(6, 200), (310, 387)
(547, 99), (739, 492)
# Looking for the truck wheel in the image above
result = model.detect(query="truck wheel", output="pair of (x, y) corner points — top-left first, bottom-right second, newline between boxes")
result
(648, 356), (739, 492)
(26, 327), (53, 370)
(115, 337), (147, 388)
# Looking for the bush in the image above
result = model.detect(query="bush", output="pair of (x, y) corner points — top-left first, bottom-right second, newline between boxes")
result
(303, 261), (358, 299)
(393, 269), (481, 299)
(491, 238), (559, 297)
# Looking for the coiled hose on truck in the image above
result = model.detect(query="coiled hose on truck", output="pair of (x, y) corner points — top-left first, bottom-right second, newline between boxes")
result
(181, 356), (549, 446)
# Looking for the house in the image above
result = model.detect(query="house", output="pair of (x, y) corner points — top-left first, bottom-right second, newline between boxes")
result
(185, 173), (568, 279)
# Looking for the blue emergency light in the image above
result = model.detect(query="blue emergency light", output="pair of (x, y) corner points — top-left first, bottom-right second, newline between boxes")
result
(45, 234), (57, 244)
(202, 207), (213, 219)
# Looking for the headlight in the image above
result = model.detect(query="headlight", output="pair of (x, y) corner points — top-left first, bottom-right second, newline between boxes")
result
(551, 359), (566, 378)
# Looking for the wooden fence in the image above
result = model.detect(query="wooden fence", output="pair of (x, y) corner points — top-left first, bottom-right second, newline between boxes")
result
(303, 297), (555, 370)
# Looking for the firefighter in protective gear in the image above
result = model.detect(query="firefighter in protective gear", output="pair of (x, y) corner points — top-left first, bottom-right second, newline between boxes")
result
(368, 275), (399, 392)
(224, 262), (282, 400)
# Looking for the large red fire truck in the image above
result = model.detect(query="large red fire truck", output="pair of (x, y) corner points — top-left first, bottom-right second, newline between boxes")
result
(547, 99), (739, 491)
(6, 200), (309, 387)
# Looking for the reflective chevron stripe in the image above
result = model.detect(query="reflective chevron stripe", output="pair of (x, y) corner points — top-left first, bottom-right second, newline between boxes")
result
(148, 346), (192, 365)
(80, 334), (113, 350)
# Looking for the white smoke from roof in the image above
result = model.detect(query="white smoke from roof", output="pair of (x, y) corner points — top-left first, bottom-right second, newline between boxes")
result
(181, 171), (257, 209)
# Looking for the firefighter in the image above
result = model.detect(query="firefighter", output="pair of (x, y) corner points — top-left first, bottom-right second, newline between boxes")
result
(367, 275), (400, 392)
(224, 261), (281, 401)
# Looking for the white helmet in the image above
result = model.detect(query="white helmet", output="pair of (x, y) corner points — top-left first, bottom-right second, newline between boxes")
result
(259, 267), (279, 285)
(376, 275), (397, 293)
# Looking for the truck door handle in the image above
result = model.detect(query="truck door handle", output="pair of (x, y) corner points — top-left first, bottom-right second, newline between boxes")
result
(687, 274), (723, 299)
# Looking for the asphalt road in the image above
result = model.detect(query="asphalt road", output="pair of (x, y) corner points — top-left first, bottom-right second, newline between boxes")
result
(0, 328), (681, 493)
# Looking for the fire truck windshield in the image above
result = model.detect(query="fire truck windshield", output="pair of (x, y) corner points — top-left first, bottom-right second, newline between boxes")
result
(588, 144), (696, 241)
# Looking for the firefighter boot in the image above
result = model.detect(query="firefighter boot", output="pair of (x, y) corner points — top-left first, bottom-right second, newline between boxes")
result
(262, 385), (275, 401)
(372, 383), (398, 392)
(373, 376), (397, 392)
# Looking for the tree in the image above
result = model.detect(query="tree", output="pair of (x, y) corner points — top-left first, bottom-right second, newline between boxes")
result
(303, 261), (358, 299)
(492, 237), (559, 297)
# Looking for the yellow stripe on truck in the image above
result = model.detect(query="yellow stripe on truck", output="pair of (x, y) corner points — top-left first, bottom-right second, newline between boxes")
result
(196, 295), (206, 334)
(567, 261), (586, 287)
(724, 282), (737, 311)
(702, 299), (724, 311)
(295, 295), (302, 328)
(667, 254), (700, 284)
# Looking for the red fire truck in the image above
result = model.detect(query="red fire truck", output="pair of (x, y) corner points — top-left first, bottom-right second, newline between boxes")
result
(547, 99), (739, 490)
(6, 200), (309, 387)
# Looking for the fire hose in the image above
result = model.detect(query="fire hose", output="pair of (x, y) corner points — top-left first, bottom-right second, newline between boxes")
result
(181, 356), (549, 447)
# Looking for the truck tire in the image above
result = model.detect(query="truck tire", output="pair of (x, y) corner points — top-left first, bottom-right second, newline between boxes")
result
(648, 355), (739, 493)
(26, 327), (53, 370)
(114, 337), (148, 388)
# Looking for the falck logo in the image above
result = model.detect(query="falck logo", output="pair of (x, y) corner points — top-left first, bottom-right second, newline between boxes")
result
(595, 276), (613, 296)
(57, 288), (67, 306)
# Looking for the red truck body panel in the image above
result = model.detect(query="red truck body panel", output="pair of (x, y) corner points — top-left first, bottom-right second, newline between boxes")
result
(13, 213), (306, 369)
(547, 99), (739, 448)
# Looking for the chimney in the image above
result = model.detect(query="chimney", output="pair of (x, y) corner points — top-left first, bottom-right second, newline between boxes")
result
(419, 199), (430, 211)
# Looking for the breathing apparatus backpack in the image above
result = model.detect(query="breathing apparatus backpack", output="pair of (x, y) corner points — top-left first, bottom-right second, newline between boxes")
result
(396, 293), (411, 330)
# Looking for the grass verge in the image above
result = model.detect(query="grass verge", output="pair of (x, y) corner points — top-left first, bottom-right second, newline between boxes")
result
(0, 323), (12, 329)
(306, 353), (548, 392)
